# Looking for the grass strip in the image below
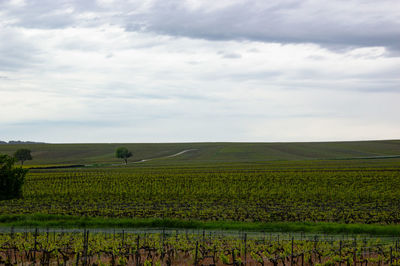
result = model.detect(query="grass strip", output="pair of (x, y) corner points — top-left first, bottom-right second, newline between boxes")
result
(1, 214), (400, 236)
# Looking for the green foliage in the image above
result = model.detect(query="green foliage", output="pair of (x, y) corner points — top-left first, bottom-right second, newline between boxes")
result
(0, 230), (395, 265)
(115, 147), (132, 164)
(0, 163), (400, 223)
(0, 154), (28, 200)
(219, 252), (230, 264)
(13, 148), (32, 165)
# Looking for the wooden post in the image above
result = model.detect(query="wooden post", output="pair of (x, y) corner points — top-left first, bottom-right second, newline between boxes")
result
(213, 245), (216, 265)
(135, 235), (140, 265)
(33, 228), (38, 263)
(353, 237), (357, 266)
(75, 252), (80, 266)
(122, 230), (125, 247)
(161, 228), (165, 260)
(83, 229), (86, 266)
(291, 237), (294, 266)
(244, 233), (247, 266)
(83, 229), (89, 266)
(194, 241), (198, 266)
(353, 247), (357, 266)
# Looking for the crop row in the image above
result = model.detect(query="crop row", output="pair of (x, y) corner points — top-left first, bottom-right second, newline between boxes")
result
(1, 229), (400, 265)
(1, 168), (400, 223)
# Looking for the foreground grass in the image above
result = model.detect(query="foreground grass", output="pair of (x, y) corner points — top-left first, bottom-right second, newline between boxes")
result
(1, 214), (400, 236)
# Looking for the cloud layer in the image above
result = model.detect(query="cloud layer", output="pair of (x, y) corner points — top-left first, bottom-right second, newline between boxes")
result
(0, 0), (399, 142)
(3, 0), (400, 50)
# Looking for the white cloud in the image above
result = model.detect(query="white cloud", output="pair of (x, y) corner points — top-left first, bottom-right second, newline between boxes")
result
(8, 0), (26, 8)
(0, 0), (399, 142)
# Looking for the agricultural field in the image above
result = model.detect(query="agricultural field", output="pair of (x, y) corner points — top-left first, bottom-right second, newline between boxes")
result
(2, 228), (400, 265)
(1, 141), (400, 264)
(1, 161), (400, 224)
(0, 140), (399, 166)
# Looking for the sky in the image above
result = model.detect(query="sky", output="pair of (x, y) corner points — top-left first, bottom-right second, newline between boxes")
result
(0, 0), (399, 143)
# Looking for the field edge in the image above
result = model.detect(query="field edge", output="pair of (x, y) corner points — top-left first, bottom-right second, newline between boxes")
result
(1, 214), (400, 236)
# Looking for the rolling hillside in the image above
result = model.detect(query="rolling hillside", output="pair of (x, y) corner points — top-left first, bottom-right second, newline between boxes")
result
(0, 140), (399, 166)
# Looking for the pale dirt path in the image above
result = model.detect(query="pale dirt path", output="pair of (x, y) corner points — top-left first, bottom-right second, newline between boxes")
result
(110, 149), (197, 165)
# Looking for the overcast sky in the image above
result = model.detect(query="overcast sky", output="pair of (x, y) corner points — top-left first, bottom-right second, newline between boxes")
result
(1, 0), (399, 143)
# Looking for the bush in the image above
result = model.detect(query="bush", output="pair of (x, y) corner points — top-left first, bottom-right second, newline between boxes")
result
(0, 154), (28, 200)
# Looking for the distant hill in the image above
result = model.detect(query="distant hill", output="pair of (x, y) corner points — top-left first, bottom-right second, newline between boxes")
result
(0, 140), (45, 144)
(0, 140), (399, 166)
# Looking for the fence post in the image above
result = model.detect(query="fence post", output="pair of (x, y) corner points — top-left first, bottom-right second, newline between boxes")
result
(75, 252), (80, 266)
(244, 233), (247, 266)
(122, 230), (125, 247)
(33, 228), (38, 263)
(194, 241), (198, 266)
(291, 236), (294, 266)
(390, 246), (393, 265)
(135, 235), (140, 265)
(161, 228), (165, 260)
(83, 229), (89, 266)
(213, 245), (216, 265)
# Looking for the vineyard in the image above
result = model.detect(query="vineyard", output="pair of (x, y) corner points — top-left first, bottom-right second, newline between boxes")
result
(1, 161), (400, 224)
(1, 142), (400, 265)
(1, 228), (400, 265)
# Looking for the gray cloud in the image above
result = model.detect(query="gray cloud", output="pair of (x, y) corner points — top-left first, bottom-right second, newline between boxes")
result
(219, 52), (242, 59)
(1, 0), (399, 52)
(0, 0), (99, 29)
(125, 0), (400, 52)
(4, 119), (123, 127)
(0, 29), (42, 71)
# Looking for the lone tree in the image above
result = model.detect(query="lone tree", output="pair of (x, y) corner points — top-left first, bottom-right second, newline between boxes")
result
(115, 147), (132, 164)
(14, 148), (32, 165)
(0, 154), (28, 200)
